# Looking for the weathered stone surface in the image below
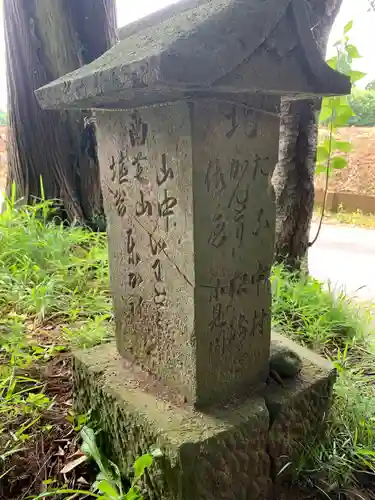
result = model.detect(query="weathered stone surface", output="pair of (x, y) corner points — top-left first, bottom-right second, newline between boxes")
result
(265, 333), (336, 483)
(95, 99), (278, 407)
(73, 335), (336, 498)
(73, 342), (272, 500)
(35, 0), (350, 111)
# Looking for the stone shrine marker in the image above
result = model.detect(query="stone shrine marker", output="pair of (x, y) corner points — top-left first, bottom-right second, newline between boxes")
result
(36, 0), (350, 498)
(97, 101), (278, 408)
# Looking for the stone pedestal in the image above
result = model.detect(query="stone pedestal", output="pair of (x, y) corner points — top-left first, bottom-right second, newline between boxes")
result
(74, 344), (271, 500)
(73, 333), (335, 499)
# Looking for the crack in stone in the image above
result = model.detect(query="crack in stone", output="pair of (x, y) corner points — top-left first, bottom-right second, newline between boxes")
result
(264, 396), (278, 494)
(133, 216), (194, 287)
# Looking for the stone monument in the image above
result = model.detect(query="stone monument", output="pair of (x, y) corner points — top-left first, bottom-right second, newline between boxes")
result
(36, 0), (350, 498)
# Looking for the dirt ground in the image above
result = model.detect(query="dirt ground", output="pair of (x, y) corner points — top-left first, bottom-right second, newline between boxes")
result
(315, 127), (375, 196)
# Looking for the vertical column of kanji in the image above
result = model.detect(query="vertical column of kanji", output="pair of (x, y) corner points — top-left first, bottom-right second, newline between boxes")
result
(131, 138), (179, 353)
(95, 110), (151, 357)
(122, 110), (154, 359)
(192, 99), (279, 406)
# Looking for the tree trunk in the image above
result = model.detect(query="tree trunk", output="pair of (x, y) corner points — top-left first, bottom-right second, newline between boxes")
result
(272, 0), (343, 269)
(4, 0), (117, 226)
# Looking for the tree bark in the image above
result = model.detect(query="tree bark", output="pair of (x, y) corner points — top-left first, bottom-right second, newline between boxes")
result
(272, 0), (343, 269)
(4, 0), (117, 226)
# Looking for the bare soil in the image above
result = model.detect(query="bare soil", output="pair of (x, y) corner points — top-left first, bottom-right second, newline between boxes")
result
(0, 355), (94, 500)
(315, 127), (375, 196)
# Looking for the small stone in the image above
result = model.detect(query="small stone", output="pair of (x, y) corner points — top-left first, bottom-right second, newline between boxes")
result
(269, 346), (302, 379)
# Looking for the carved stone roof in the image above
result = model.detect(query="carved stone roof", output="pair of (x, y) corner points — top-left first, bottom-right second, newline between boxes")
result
(35, 0), (350, 111)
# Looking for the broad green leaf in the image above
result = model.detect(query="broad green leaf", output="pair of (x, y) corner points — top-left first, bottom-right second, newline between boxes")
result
(344, 20), (353, 34)
(326, 56), (337, 70)
(349, 70), (366, 83)
(330, 96), (345, 111)
(322, 137), (336, 151)
(331, 157), (347, 170)
(346, 44), (361, 59)
(334, 140), (352, 153)
(324, 137), (334, 150)
(97, 479), (119, 499)
(319, 105), (332, 123)
(316, 146), (329, 162)
(125, 488), (141, 500)
(80, 426), (108, 476)
(133, 454), (153, 479)
(334, 105), (354, 126)
(81, 426), (100, 462)
(315, 163), (327, 175)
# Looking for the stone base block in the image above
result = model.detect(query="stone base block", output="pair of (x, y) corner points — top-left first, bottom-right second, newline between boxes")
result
(265, 333), (336, 485)
(73, 343), (272, 500)
(73, 334), (335, 499)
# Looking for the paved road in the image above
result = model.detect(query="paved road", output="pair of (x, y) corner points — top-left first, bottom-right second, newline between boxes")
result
(309, 222), (375, 301)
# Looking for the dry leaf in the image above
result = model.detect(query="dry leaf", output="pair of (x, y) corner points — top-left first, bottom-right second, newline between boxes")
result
(77, 476), (90, 485)
(56, 446), (65, 457)
(67, 449), (85, 460)
(60, 455), (88, 475)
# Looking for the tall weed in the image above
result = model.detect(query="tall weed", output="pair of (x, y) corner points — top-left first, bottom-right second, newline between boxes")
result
(0, 191), (112, 328)
(272, 263), (372, 351)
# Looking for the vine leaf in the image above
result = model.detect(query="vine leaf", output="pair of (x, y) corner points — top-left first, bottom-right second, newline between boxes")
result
(335, 141), (352, 153)
(349, 70), (366, 83)
(344, 20), (353, 34)
(326, 56), (337, 69)
(346, 44), (361, 59)
(335, 105), (355, 126)
(317, 146), (329, 163)
(319, 105), (332, 123)
(133, 454), (153, 479)
(331, 157), (347, 170)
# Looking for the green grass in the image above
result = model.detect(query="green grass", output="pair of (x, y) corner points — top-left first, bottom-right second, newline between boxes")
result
(314, 203), (375, 229)
(272, 264), (372, 351)
(0, 191), (111, 326)
(0, 191), (113, 495)
(272, 264), (375, 493)
(0, 191), (374, 497)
